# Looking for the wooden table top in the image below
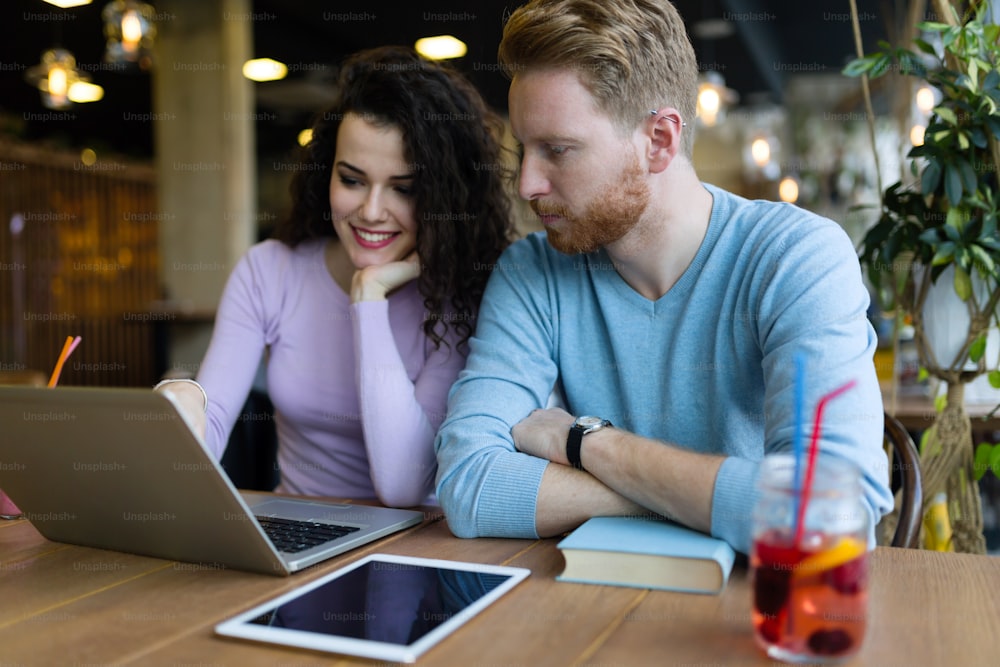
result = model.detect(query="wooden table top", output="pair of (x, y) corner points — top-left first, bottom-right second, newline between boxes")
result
(3, 510), (1000, 666)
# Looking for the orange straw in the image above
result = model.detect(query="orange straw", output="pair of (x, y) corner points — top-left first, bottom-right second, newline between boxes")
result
(47, 335), (82, 387)
(793, 379), (857, 546)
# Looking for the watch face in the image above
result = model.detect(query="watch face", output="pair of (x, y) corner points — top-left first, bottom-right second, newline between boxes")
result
(575, 416), (605, 429)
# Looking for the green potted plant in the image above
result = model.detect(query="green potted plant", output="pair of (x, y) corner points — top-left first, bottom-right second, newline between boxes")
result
(843, 0), (1000, 553)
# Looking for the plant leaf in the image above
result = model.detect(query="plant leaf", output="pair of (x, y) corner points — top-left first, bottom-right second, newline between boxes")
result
(931, 243), (955, 265)
(936, 106), (958, 125)
(979, 236), (1000, 252)
(989, 370), (1000, 389)
(946, 206), (966, 230)
(942, 26), (958, 49)
(842, 54), (881, 78)
(956, 246), (970, 269)
(974, 443), (992, 481)
(970, 334), (987, 362)
(898, 50), (928, 77)
(922, 160), (943, 194)
(970, 126), (988, 148)
(970, 244), (995, 273)
(914, 38), (938, 56)
(945, 165), (963, 206)
(919, 21), (950, 33)
(959, 160), (978, 193)
(954, 265), (973, 300)
(987, 116), (1000, 140)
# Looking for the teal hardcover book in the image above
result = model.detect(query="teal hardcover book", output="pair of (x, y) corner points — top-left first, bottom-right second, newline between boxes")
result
(556, 516), (736, 594)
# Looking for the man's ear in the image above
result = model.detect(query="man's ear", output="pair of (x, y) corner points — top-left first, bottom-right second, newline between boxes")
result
(645, 108), (684, 174)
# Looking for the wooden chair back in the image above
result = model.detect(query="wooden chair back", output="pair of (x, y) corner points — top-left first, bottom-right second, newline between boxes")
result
(884, 411), (923, 548)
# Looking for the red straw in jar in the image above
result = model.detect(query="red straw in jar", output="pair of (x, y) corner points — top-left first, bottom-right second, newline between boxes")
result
(793, 379), (857, 547)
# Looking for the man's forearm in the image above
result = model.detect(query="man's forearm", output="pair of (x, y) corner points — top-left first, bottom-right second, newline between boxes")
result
(584, 428), (724, 533)
(533, 462), (645, 537)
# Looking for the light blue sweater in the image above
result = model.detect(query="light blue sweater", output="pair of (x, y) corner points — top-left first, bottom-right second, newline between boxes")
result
(435, 184), (893, 554)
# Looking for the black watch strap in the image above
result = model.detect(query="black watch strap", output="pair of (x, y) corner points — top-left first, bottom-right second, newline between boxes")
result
(566, 418), (612, 471)
(567, 425), (586, 470)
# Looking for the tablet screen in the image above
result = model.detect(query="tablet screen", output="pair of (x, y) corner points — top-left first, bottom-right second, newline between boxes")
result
(248, 559), (511, 644)
(215, 554), (530, 662)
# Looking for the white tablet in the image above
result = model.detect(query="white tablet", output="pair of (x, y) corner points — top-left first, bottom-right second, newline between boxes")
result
(214, 553), (531, 663)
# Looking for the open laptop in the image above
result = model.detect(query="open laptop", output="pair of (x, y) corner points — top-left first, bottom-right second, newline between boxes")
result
(0, 386), (424, 576)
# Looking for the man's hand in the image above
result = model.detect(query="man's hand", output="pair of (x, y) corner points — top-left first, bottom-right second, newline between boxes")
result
(511, 407), (576, 464)
(350, 251), (420, 302)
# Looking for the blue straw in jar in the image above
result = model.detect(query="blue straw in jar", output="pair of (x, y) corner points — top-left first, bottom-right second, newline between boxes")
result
(791, 352), (805, 533)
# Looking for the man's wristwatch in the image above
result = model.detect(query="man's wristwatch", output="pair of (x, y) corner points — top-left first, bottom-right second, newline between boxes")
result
(566, 416), (612, 471)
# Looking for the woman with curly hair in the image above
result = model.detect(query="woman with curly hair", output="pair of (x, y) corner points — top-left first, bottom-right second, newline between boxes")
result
(157, 46), (514, 507)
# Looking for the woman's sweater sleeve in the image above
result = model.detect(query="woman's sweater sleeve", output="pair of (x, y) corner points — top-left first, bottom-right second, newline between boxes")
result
(352, 299), (465, 507)
(196, 250), (271, 459)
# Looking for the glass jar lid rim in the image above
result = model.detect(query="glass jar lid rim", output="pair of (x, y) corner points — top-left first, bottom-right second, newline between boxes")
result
(757, 452), (862, 491)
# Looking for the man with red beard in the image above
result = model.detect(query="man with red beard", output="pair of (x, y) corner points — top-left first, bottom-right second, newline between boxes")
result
(434, 0), (892, 555)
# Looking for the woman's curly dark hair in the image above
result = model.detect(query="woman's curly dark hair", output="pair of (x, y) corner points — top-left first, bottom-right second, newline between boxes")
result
(273, 46), (516, 349)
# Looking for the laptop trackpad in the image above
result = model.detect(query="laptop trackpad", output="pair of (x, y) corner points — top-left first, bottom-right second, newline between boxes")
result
(248, 499), (360, 524)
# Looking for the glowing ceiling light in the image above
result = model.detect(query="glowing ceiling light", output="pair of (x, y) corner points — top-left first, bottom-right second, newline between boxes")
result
(778, 176), (800, 203)
(243, 58), (288, 82)
(695, 71), (737, 127)
(48, 65), (69, 99)
(750, 137), (772, 167)
(25, 48), (90, 109)
(415, 35), (467, 60)
(121, 9), (144, 53)
(699, 87), (721, 116)
(68, 81), (105, 103)
(43, 1), (93, 7)
(103, 0), (157, 67)
(915, 86), (936, 114)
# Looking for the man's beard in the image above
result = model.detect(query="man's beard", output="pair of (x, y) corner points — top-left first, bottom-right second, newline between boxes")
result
(531, 153), (650, 255)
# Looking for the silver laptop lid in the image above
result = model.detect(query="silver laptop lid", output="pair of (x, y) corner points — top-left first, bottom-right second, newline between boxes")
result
(0, 386), (422, 575)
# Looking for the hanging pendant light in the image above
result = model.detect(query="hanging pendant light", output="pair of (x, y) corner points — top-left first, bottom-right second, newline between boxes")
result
(103, 0), (157, 68)
(25, 48), (91, 109)
(691, 1), (737, 129)
(741, 103), (786, 184)
(696, 71), (738, 128)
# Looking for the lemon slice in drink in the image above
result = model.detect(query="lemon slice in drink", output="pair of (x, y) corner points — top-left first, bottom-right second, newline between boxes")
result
(793, 536), (866, 578)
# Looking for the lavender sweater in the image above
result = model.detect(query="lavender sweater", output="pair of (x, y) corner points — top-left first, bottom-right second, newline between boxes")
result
(196, 239), (465, 506)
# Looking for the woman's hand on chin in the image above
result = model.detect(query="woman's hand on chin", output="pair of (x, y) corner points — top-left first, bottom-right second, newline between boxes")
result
(350, 251), (420, 302)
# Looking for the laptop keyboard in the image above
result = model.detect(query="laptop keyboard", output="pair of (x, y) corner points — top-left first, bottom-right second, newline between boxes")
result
(255, 516), (361, 554)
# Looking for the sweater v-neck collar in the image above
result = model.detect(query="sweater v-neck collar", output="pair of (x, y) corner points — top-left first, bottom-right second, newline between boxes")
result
(588, 184), (728, 312)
